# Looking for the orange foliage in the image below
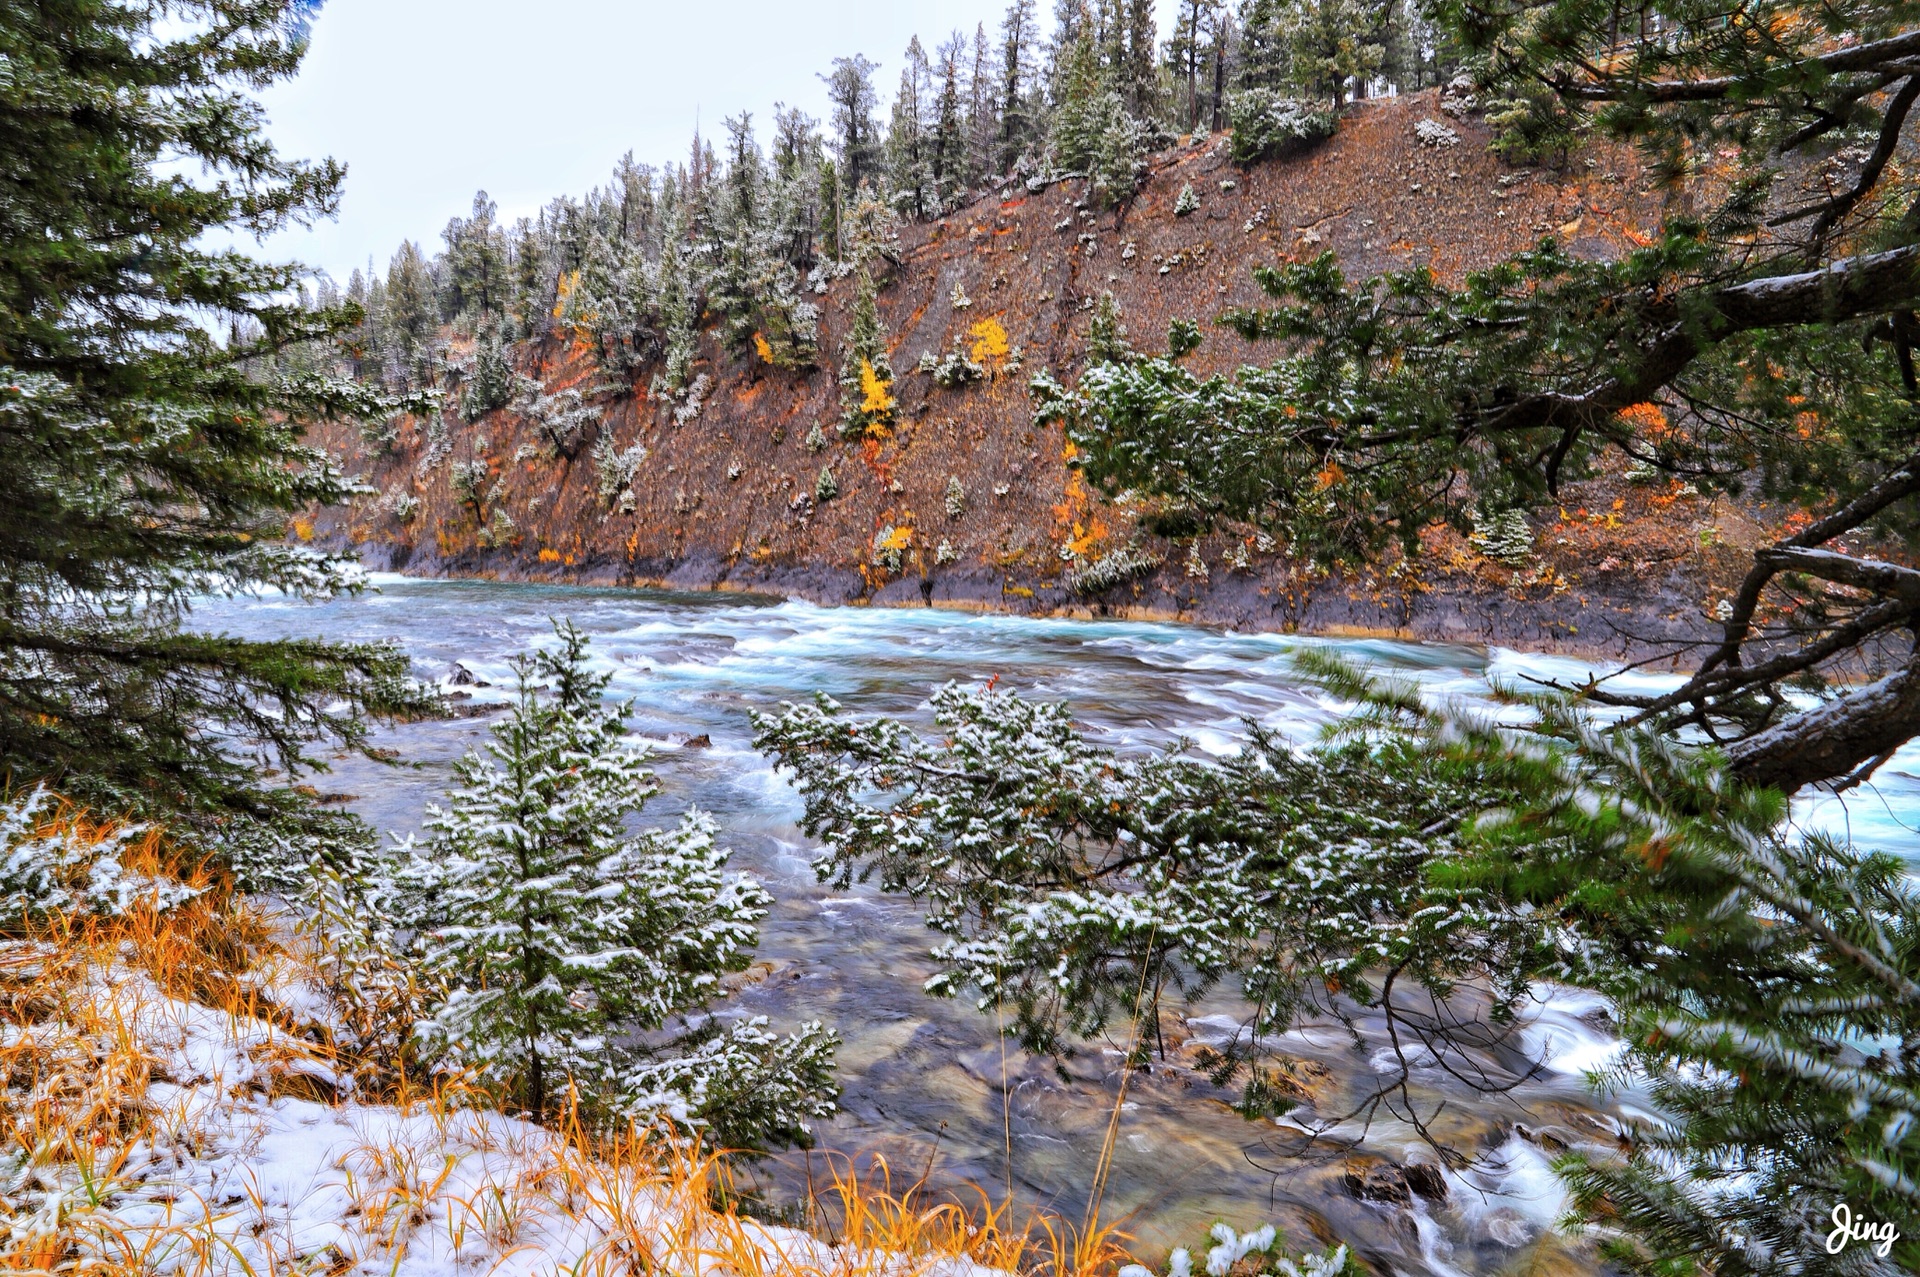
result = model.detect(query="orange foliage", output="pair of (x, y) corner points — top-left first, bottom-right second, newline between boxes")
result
(859, 360), (896, 421)
(968, 318), (1011, 366)
(1615, 402), (1669, 435)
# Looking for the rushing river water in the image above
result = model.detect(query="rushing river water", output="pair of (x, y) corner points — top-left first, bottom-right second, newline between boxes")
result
(193, 576), (1920, 1276)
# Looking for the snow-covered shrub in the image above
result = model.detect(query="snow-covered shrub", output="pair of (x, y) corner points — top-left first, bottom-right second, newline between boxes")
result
(807, 259), (854, 295)
(1184, 542), (1210, 580)
(1439, 73), (1477, 117)
(1174, 183), (1200, 217)
(871, 525), (910, 573)
(1227, 90), (1337, 164)
(918, 341), (987, 389)
(300, 857), (427, 1074)
(1065, 545), (1162, 595)
(1116, 1225), (1346, 1277)
(814, 466), (838, 504)
(944, 476), (967, 519)
(383, 489), (419, 523)
(935, 539), (959, 565)
(0, 788), (199, 925)
(416, 411), (452, 476)
(1087, 292), (1132, 364)
(592, 431), (647, 505)
(1167, 318), (1204, 361)
(449, 459), (487, 510)
(949, 282), (972, 311)
(516, 385), (603, 458)
(1414, 118), (1461, 148)
(1470, 502), (1534, 564)
(359, 415), (399, 453)
(805, 423), (828, 454)
(390, 624), (837, 1143)
(479, 507), (517, 548)
(673, 373), (711, 425)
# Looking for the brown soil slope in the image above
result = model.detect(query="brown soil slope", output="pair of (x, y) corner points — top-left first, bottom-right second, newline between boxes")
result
(312, 90), (1772, 660)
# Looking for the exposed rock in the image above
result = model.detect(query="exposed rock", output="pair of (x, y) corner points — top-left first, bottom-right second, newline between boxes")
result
(1342, 1157), (1413, 1205)
(1402, 1161), (1449, 1203)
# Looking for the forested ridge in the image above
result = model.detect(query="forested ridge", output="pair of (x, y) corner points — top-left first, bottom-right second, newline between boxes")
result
(299, 3), (1731, 656)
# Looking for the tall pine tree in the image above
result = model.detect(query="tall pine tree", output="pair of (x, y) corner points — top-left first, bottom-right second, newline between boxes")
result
(0, 0), (431, 876)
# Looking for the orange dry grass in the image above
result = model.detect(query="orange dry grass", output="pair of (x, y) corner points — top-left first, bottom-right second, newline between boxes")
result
(484, 1125), (1133, 1277)
(0, 802), (276, 1274)
(0, 802), (1139, 1277)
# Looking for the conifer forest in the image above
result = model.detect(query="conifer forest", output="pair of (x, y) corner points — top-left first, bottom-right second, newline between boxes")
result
(3, 0), (1920, 1273)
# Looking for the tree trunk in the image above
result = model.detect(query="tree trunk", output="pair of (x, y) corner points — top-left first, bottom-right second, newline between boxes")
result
(1725, 650), (1920, 793)
(1209, 34), (1225, 131)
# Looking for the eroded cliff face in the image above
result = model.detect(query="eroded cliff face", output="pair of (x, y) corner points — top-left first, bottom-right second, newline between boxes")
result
(312, 90), (1755, 660)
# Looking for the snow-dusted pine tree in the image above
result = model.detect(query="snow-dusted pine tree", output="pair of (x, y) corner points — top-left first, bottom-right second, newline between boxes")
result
(394, 622), (837, 1145)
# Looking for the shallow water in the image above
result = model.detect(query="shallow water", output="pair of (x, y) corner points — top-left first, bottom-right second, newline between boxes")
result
(192, 576), (1920, 1272)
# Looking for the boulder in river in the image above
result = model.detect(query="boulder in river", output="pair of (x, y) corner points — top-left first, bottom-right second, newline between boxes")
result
(1342, 1156), (1413, 1205)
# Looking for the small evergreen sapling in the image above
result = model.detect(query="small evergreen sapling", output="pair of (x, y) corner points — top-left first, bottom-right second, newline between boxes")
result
(1469, 503), (1533, 565)
(592, 432), (647, 507)
(396, 623), (836, 1143)
(460, 324), (516, 420)
(1086, 292), (1133, 365)
(944, 476), (967, 519)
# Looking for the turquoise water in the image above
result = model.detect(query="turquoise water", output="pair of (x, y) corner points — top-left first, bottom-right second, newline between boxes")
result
(191, 576), (1919, 1274)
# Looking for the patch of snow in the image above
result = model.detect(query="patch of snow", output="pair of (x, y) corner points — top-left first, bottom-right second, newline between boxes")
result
(11, 958), (1006, 1277)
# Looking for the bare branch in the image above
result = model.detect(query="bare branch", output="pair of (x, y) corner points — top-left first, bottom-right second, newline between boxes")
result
(1554, 30), (1920, 103)
(1752, 546), (1920, 605)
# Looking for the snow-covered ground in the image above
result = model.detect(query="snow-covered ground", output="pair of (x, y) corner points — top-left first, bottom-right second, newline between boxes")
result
(0, 939), (1012, 1277)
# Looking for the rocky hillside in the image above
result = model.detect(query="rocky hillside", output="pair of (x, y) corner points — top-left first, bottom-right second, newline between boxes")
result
(312, 90), (1776, 660)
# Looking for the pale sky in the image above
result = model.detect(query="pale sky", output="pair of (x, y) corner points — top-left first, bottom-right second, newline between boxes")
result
(259, 1), (1168, 283)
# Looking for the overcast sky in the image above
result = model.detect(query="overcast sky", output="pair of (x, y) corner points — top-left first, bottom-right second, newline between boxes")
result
(259, 1), (1173, 283)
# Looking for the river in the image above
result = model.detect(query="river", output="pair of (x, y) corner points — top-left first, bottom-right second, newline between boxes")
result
(192, 576), (1920, 1276)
